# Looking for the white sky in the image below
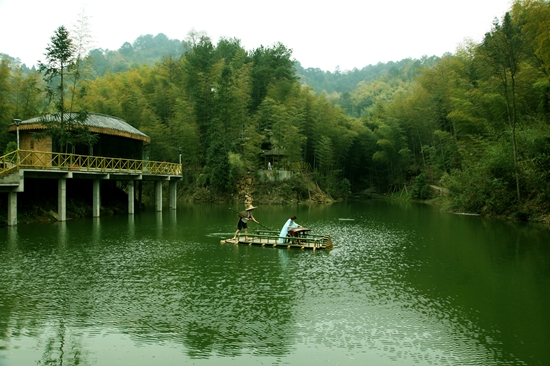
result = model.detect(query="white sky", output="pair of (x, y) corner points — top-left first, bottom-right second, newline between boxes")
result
(0, 0), (513, 72)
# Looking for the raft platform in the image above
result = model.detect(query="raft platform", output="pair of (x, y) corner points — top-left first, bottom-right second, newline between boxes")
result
(221, 228), (333, 250)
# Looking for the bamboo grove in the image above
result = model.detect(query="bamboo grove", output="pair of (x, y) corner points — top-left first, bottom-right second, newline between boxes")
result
(1, 0), (549, 220)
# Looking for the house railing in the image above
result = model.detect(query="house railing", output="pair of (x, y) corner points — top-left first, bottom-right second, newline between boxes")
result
(0, 150), (182, 178)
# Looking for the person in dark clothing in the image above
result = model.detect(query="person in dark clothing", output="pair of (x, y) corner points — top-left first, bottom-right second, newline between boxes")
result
(232, 205), (259, 241)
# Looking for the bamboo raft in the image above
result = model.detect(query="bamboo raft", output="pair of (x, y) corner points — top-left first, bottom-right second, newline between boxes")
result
(221, 228), (333, 250)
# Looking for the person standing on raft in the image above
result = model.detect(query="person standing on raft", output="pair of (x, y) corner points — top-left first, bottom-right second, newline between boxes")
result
(232, 205), (260, 241)
(278, 216), (301, 243)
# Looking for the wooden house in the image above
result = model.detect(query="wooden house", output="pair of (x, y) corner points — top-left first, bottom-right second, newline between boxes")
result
(8, 113), (150, 160)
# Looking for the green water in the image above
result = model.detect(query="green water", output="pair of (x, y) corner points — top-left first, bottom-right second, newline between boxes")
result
(0, 201), (549, 365)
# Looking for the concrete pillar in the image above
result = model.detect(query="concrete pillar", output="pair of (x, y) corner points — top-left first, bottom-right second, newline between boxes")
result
(7, 191), (17, 226)
(169, 181), (177, 210)
(93, 179), (101, 217)
(58, 178), (67, 222)
(155, 181), (163, 212)
(128, 180), (135, 214)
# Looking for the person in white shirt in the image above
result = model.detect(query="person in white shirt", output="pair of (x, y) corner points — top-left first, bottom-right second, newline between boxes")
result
(278, 216), (300, 243)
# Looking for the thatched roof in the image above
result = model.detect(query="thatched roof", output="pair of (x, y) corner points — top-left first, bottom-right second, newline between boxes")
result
(9, 113), (150, 143)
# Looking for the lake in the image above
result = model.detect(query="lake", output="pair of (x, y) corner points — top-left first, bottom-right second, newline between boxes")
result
(1, 200), (549, 365)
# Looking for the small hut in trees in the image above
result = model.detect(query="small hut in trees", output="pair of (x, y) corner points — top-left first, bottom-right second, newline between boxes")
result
(262, 148), (287, 170)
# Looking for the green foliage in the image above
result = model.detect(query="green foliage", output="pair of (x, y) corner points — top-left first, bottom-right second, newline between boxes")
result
(0, 58), (14, 150)
(228, 151), (246, 182)
(241, 121), (264, 170)
(4, 141), (16, 154)
(411, 173), (431, 200)
(36, 26), (97, 153)
(316, 135), (335, 174)
(204, 138), (231, 193)
(441, 140), (518, 215)
(334, 178), (351, 200)
(0, 58), (48, 152)
(88, 33), (188, 77)
(421, 130), (460, 177)
(515, 127), (550, 206)
(479, 12), (526, 200)
(248, 43), (297, 112)
(3, 1), (550, 219)
(296, 56), (440, 96)
(371, 119), (410, 191)
(38, 26), (74, 113)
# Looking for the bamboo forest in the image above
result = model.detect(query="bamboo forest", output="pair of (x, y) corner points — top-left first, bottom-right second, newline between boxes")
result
(1, 0), (550, 224)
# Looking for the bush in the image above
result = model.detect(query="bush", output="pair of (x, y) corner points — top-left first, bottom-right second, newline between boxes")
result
(412, 173), (431, 200)
(3, 142), (16, 155)
(336, 178), (351, 200)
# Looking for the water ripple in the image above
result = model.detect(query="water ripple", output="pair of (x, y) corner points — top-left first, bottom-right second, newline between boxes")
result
(0, 203), (546, 365)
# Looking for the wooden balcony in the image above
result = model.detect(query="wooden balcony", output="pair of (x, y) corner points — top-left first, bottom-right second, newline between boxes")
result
(0, 150), (182, 179)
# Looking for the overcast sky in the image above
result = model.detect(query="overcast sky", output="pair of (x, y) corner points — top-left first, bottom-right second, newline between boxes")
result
(0, 0), (513, 72)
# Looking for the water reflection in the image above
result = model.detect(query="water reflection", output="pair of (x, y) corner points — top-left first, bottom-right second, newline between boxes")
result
(57, 221), (67, 250)
(0, 201), (548, 365)
(39, 320), (88, 366)
(128, 214), (135, 239)
(92, 217), (101, 246)
(170, 209), (177, 225)
(6, 226), (17, 251)
(156, 211), (163, 238)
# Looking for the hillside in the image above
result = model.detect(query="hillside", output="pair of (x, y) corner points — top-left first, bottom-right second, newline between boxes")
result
(2, 32), (436, 97)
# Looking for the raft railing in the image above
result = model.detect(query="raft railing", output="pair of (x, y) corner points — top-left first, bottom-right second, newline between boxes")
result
(0, 149), (182, 178)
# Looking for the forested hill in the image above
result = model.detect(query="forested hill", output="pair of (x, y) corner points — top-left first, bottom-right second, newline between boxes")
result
(2, 31), (439, 96)
(295, 56), (441, 95)
(84, 32), (435, 96)
(88, 33), (191, 75)
(79, 32), (446, 119)
(0, 33), (190, 75)
(86, 32), (445, 97)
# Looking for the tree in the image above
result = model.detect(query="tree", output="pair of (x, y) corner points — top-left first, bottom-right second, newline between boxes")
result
(181, 36), (217, 152)
(315, 135), (335, 176)
(11, 67), (43, 120)
(480, 12), (525, 200)
(412, 172), (431, 200)
(0, 58), (15, 150)
(371, 117), (410, 192)
(69, 8), (94, 111)
(37, 26), (97, 153)
(248, 43), (297, 112)
(512, 0), (550, 122)
(39, 26), (74, 115)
